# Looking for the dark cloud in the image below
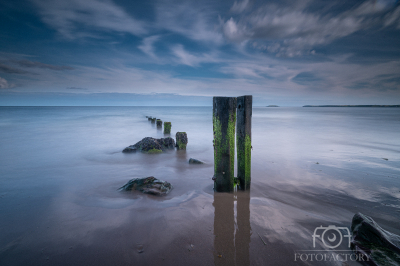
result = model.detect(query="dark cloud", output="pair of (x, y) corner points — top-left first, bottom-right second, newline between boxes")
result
(346, 73), (400, 91)
(292, 72), (322, 86)
(14, 60), (74, 70)
(0, 63), (28, 74)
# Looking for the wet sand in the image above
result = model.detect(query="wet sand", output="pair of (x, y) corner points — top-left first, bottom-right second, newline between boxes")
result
(1, 153), (399, 266)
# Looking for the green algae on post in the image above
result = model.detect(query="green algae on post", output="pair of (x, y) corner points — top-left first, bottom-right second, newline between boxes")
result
(164, 122), (171, 134)
(213, 96), (237, 192)
(236, 95), (252, 190)
(176, 132), (188, 150)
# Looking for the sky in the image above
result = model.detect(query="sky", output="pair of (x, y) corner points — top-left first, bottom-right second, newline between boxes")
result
(0, 0), (400, 106)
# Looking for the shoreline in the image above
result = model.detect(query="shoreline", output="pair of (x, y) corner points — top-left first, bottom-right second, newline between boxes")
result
(303, 105), (400, 107)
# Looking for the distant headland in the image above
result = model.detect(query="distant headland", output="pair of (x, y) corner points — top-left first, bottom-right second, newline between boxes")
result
(266, 105), (279, 107)
(303, 105), (400, 107)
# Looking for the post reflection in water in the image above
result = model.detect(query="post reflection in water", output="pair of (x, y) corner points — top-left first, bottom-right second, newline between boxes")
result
(213, 190), (251, 266)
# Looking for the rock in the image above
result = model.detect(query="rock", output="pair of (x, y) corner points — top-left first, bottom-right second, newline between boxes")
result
(123, 146), (137, 153)
(123, 137), (175, 153)
(137, 244), (144, 253)
(156, 119), (162, 127)
(382, 158), (389, 161)
(119, 176), (173, 196)
(189, 158), (204, 164)
(351, 212), (400, 265)
(176, 132), (188, 150)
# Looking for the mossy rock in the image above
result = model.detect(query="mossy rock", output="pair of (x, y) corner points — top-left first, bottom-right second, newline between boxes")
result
(351, 212), (400, 265)
(123, 137), (175, 153)
(189, 158), (204, 164)
(119, 176), (173, 196)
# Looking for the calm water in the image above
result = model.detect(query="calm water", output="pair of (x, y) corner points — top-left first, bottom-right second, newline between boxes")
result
(0, 106), (399, 265)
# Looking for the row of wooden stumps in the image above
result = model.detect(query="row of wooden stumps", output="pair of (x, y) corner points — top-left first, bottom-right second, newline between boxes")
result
(147, 117), (172, 134)
(146, 116), (187, 150)
(213, 95), (252, 192)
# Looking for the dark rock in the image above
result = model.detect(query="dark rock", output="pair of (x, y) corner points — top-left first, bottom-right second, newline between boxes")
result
(119, 176), (173, 196)
(351, 212), (400, 265)
(123, 137), (175, 153)
(123, 146), (137, 153)
(157, 137), (175, 149)
(189, 158), (204, 164)
(137, 244), (144, 253)
(176, 132), (188, 150)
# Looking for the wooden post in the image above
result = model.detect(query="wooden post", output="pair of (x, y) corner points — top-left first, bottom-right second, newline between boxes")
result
(151, 118), (156, 124)
(156, 119), (162, 128)
(164, 122), (171, 134)
(236, 95), (252, 190)
(176, 132), (187, 150)
(213, 97), (236, 192)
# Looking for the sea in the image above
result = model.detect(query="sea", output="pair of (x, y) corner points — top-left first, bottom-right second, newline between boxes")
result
(0, 106), (399, 266)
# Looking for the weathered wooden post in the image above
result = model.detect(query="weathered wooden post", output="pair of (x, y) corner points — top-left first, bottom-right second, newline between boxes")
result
(151, 118), (156, 124)
(236, 95), (252, 190)
(156, 119), (162, 128)
(164, 122), (171, 134)
(213, 97), (236, 192)
(176, 132), (188, 150)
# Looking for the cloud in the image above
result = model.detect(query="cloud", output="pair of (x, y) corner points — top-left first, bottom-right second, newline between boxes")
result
(384, 5), (400, 28)
(0, 63), (28, 74)
(155, 0), (223, 45)
(230, 0), (250, 13)
(31, 0), (147, 39)
(138, 35), (160, 59)
(171, 44), (217, 66)
(0, 77), (15, 89)
(222, 18), (249, 42)
(222, 0), (400, 56)
(14, 60), (74, 70)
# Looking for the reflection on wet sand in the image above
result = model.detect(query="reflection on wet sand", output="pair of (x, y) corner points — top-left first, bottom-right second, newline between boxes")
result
(213, 190), (251, 266)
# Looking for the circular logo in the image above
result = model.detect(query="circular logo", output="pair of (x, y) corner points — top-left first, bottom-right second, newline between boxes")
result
(321, 227), (343, 249)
